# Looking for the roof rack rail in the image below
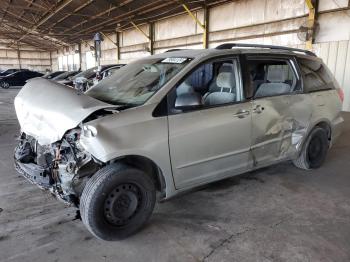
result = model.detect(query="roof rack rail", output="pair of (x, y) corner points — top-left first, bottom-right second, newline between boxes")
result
(164, 49), (188, 53)
(215, 43), (316, 57)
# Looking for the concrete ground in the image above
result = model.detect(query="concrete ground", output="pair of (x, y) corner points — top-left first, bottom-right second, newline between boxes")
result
(0, 87), (350, 262)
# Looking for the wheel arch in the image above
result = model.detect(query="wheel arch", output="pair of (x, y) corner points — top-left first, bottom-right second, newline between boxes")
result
(296, 119), (332, 157)
(313, 120), (332, 141)
(109, 155), (167, 197)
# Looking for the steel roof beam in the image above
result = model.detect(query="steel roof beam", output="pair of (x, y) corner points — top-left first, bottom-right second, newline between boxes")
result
(9, 0), (73, 47)
(0, 9), (36, 25)
(61, 0), (133, 34)
(45, 0), (95, 32)
(67, 0), (172, 38)
(16, 0), (39, 27)
(3, 20), (68, 49)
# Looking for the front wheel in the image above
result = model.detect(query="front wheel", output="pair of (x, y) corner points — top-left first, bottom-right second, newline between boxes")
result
(80, 163), (156, 241)
(0, 81), (10, 89)
(293, 127), (329, 170)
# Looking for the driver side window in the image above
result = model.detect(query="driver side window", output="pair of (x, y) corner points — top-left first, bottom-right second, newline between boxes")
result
(171, 58), (241, 112)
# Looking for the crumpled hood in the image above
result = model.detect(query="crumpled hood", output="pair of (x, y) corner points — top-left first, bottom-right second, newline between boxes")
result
(14, 78), (116, 145)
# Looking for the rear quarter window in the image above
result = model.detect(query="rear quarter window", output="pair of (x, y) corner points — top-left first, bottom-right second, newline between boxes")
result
(297, 58), (335, 93)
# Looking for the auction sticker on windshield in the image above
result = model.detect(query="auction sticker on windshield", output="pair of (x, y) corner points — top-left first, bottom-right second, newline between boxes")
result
(161, 58), (189, 64)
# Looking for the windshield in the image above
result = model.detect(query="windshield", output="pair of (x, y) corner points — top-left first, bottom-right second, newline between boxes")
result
(7, 72), (18, 77)
(73, 67), (97, 80)
(0, 69), (14, 75)
(86, 57), (192, 106)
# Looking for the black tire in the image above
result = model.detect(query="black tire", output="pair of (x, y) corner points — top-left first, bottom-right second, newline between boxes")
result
(293, 127), (329, 170)
(0, 81), (10, 89)
(80, 163), (156, 241)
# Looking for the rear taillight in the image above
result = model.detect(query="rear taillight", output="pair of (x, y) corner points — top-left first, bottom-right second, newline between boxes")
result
(337, 88), (344, 103)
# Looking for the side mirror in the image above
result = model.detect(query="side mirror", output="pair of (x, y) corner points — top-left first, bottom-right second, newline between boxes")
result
(175, 93), (202, 111)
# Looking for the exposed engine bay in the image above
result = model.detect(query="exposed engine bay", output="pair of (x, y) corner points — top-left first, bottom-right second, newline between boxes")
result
(14, 128), (100, 206)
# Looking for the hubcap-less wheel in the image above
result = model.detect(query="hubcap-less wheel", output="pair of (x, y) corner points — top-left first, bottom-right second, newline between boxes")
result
(104, 183), (142, 226)
(80, 164), (156, 240)
(293, 127), (329, 170)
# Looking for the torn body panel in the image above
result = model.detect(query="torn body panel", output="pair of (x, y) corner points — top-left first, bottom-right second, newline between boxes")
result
(251, 94), (313, 167)
(14, 129), (100, 205)
(13, 79), (116, 204)
(251, 90), (343, 168)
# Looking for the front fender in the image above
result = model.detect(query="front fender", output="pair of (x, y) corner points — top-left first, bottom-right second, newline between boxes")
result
(79, 107), (177, 199)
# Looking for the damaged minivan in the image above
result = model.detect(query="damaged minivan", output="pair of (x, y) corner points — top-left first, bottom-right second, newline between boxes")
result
(14, 43), (344, 241)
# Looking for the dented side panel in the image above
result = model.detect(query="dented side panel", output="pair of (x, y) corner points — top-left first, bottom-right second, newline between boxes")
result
(251, 93), (313, 167)
(251, 89), (343, 167)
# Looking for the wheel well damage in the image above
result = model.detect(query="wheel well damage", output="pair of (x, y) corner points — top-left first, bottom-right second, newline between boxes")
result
(315, 121), (331, 141)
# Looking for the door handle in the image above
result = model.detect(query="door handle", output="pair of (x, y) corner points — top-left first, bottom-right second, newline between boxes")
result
(253, 105), (265, 114)
(233, 109), (250, 118)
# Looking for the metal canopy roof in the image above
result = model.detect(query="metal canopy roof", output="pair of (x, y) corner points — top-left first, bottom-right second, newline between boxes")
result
(0, 0), (232, 51)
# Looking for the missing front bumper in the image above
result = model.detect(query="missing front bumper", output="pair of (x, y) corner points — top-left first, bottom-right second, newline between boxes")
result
(14, 160), (51, 189)
(14, 160), (78, 205)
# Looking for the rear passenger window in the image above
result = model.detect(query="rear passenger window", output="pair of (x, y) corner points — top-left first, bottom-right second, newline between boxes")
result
(247, 58), (297, 98)
(297, 58), (334, 92)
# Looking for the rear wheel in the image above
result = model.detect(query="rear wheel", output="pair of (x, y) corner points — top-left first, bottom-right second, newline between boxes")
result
(0, 81), (9, 89)
(293, 127), (329, 170)
(80, 163), (156, 241)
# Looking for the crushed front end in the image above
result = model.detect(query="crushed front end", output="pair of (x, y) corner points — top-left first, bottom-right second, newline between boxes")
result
(14, 128), (100, 206)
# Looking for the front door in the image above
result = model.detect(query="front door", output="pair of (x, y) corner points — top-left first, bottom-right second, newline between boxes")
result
(167, 57), (252, 189)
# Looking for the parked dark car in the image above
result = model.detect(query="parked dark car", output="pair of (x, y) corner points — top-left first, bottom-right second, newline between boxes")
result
(42, 71), (66, 79)
(0, 70), (43, 88)
(0, 69), (28, 77)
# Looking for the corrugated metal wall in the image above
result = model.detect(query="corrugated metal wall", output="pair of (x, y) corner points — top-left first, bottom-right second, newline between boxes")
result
(52, 0), (350, 110)
(314, 41), (350, 111)
(0, 44), (51, 73)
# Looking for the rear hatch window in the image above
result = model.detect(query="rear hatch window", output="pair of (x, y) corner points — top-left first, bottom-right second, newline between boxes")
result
(297, 58), (336, 92)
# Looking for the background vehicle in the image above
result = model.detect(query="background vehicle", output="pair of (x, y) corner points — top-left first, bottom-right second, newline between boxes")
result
(101, 65), (125, 79)
(0, 70), (43, 88)
(0, 68), (28, 77)
(42, 71), (66, 79)
(90, 64), (125, 86)
(53, 71), (81, 84)
(14, 44), (343, 240)
(73, 64), (124, 91)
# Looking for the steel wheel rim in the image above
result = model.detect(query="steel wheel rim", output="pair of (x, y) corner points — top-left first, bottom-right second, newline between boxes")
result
(104, 183), (142, 226)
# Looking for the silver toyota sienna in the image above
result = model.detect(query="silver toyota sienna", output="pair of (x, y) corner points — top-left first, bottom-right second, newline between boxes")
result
(14, 43), (344, 240)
